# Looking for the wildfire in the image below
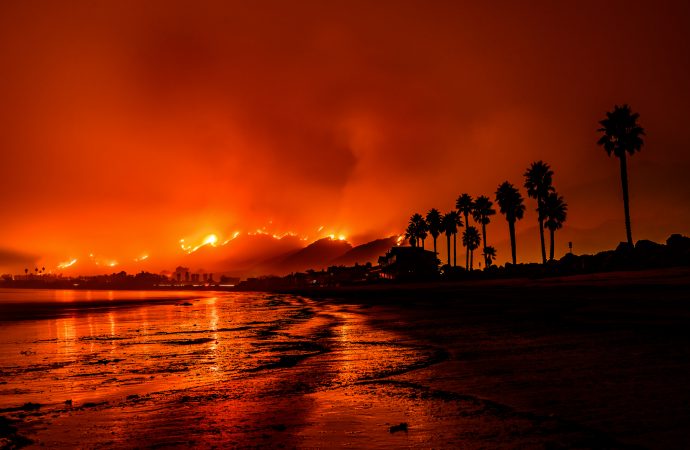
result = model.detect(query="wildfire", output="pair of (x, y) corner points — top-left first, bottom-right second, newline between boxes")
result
(57, 258), (77, 269)
(180, 234), (220, 254)
(180, 225), (347, 254)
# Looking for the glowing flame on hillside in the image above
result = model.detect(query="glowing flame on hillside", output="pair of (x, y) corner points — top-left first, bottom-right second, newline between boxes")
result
(180, 225), (348, 255)
(180, 234), (220, 254)
(57, 258), (77, 269)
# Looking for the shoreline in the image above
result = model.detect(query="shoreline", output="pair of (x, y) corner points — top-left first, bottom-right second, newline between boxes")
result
(269, 266), (690, 303)
(333, 266), (690, 448)
(1, 269), (688, 447)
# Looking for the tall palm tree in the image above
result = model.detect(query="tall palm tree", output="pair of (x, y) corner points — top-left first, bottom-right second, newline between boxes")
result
(456, 194), (474, 269)
(408, 213), (428, 248)
(495, 181), (526, 265)
(482, 246), (497, 267)
(597, 104), (645, 247)
(404, 223), (417, 247)
(462, 226), (481, 271)
(524, 161), (554, 264)
(440, 212), (458, 267)
(426, 208), (442, 256)
(443, 210), (462, 267)
(414, 214), (428, 249)
(472, 196), (496, 268)
(543, 192), (568, 261)
(452, 211), (463, 267)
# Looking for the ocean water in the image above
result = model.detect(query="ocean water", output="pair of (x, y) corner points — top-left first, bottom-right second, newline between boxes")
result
(1, 287), (656, 448)
(0, 289), (440, 448)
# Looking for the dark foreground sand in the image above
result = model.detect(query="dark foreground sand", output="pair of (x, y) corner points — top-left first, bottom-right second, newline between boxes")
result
(1, 268), (688, 448)
(300, 267), (690, 448)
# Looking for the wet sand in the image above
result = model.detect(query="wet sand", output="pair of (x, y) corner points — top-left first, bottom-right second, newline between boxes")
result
(1, 269), (689, 448)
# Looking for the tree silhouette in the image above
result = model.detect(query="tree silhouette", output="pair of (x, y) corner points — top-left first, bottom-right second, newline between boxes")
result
(440, 212), (458, 267)
(426, 208), (442, 256)
(543, 192), (568, 261)
(524, 161), (554, 264)
(412, 214), (429, 250)
(495, 181), (526, 265)
(410, 213), (428, 249)
(404, 223), (417, 247)
(472, 195), (496, 268)
(597, 104), (645, 247)
(482, 245), (497, 267)
(456, 194), (474, 269)
(451, 211), (463, 267)
(462, 226), (481, 271)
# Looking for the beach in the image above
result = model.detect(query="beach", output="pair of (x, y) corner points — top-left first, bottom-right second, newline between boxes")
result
(1, 269), (689, 448)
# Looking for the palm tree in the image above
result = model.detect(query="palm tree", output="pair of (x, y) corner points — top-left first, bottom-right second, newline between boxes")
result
(408, 214), (427, 248)
(524, 161), (554, 264)
(426, 209), (442, 256)
(409, 213), (428, 250)
(443, 210), (462, 267)
(472, 196), (496, 268)
(495, 181), (526, 265)
(404, 223), (417, 247)
(483, 246), (497, 267)
(597, 104), (645, 247)
(462, 226), (481, 271)
(543, 192), (568, 261)
(452, 211), (463, 267)
(440, 212), (458, 267)
(456, 194), (474, 269)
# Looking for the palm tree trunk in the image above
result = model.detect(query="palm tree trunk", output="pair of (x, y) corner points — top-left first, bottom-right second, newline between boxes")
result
(446, 235), (451, 266)
(619, 153), (633, 246)
(433, 238), (437, 256)
(482, 222), (488, 267)
(470, 250), (473, 271)
(549, 228), (555, 261)
(453, 233), (457, 267)
(509, 220), (517, 265)
(538, 198), (546, 264)
(464, 212), (470, 269)
(421, 238), (425, 250)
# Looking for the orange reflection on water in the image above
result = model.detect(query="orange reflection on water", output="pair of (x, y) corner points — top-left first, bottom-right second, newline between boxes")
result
(0, 290), (438, 447)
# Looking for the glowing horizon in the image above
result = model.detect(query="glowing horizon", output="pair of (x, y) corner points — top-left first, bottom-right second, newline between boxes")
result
(1, 1), (690, 275)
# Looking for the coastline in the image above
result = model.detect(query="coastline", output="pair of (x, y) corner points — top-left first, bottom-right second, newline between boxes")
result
(304, 266), (690, 448)
(0, 269), (688, 447)
(270, 266), (690, 303)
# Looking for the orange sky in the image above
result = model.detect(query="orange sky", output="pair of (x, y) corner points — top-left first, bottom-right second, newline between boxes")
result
(1, 0), (689, 274)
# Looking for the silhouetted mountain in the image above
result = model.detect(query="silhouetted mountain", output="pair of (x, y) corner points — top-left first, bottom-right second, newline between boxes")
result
(268, 238), (353, 274)
(177, 234), (304, 277)
(330, 236), (398, 266)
